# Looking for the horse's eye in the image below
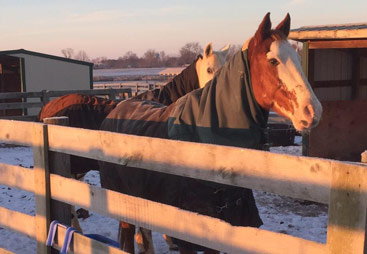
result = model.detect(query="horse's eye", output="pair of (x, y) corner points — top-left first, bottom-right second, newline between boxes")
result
(269, 58), (279, 66)
(207, 67), (213, 74)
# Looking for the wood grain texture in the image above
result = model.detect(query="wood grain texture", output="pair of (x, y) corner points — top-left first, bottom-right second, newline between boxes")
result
(50, 174), (327, 254)
(32, 123), (51, 254)
(0, 163), (34, 192)
(327, 163), (367, 254)
(46, 124), (340, 203)
(0, 206), (36, 239)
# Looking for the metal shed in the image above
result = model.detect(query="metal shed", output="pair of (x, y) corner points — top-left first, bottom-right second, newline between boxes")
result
(289, 24), (367, 161)
(0, 49), (93, 116)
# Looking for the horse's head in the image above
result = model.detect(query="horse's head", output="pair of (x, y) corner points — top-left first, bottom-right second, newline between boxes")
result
(196, 43), (231, 88)
(247, 13), (322, 132)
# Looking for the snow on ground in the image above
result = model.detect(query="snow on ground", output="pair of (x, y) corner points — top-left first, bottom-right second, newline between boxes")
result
(0, 140), (328, 253)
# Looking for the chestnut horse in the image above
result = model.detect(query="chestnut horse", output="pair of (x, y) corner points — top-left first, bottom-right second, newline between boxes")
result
(99, 13), (322, 254)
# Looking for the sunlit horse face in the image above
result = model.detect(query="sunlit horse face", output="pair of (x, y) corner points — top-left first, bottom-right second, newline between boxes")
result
(196, 43), (230, 88)
(247, 13), (322, 131)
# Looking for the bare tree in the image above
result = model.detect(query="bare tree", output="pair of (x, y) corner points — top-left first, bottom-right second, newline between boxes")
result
(143, 49), (160, 67)
(61, 48), (74, 59)
(122, 51), (140, 67)
(179, 42), (202, 65)
(74, 50), (90, 62)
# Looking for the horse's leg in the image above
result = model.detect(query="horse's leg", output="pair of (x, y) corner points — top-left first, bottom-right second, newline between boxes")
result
(136, 227), (155, 253)
(118, 221), (135, 253)
(71, 206), (83, 232)
(70, 173), (86, 233)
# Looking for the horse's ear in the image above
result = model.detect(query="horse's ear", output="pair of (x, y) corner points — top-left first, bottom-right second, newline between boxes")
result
(204, 42), (213, 57)
(254, 12), (272, 44)
(276, 13), (291, 37)
(221, 43), (231, 52)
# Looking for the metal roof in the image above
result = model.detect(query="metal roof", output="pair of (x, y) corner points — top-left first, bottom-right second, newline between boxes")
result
(289, 23), (367, 41)
(0, 49), (93, 66)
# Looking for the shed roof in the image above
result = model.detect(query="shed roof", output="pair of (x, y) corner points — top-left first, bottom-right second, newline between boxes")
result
(0, 49), (93, 67)
(289, 23), (367, 42)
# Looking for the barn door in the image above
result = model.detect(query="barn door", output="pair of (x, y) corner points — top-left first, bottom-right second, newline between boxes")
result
(0, 55), (23, 116)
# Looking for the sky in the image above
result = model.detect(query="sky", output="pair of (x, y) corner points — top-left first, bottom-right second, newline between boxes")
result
(1, 0), (366, 59)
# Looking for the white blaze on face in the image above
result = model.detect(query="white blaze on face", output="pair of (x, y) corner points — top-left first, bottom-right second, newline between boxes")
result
(197, 49), (228, 88)
(267, 40), (322, 131)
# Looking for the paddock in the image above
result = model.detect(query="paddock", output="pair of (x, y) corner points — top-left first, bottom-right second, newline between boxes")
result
(0, 88), (132, 122)
(0, 118), (366, 254)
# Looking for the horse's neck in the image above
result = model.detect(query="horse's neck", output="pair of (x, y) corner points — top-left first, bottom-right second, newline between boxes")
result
(208, 50), (268, 128)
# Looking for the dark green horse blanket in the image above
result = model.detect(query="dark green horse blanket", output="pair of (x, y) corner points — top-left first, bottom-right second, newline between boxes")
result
(100, 49), (269, 251)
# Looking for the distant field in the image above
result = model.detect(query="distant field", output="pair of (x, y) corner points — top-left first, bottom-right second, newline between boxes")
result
(93, 67), (166, 77)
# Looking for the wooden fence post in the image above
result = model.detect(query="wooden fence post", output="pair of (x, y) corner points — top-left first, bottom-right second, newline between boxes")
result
(362, 150), (367, 254)
(33, 123), (51, 254)
(43, 117), (72, 253)
(327, 161), (367, 254)
(108, 89), (116, 100)
(41, 90), (50, 105)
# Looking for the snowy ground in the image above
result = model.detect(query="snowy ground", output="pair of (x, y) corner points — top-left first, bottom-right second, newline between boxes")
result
(0, 140), (328, 253)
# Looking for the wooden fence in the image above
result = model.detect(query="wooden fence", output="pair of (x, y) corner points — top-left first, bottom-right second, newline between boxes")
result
(0, 88), (132, 121)
(0, 119), (366, 253)
(94, 82), (165, 96)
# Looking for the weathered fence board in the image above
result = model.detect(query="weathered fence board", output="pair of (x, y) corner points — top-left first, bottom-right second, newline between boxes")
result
(46, 124), (335, 203)
(0, 119), (366, 253)
(0, 206), (36, 239)
(0, 248), (15, 254)
(0, 120), (38, 146)
(32, 123), (51, 254)
(327, 163), (367, 254)
(0, 88), (133, 121)
(0, 101), (43, 110)
(0, 91), (43, 99)
(53, 224), (128, 254)
(43, 117), (73, 233)
(0, 163), (34, 192)
(50, 174), (327, 254)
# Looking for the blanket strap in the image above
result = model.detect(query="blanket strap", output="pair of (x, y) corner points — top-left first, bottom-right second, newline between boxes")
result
(60, 226), (79, 254)
(46, 220), (59, 247)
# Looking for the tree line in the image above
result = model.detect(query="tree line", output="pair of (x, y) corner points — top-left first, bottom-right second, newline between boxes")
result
(62, 42), (212, 68)
(62, 42), (243, 69)
(61, 42), (301, 69)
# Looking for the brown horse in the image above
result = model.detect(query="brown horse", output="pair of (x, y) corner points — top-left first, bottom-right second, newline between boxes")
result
(99, 13), (322, 254)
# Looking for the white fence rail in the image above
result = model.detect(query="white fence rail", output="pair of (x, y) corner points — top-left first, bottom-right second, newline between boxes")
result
(0, 119), (366, 253)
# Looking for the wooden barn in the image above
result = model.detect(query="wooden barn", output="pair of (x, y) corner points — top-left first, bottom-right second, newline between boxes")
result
(289, 23), (367, 161)
(0, 49), (93, 115)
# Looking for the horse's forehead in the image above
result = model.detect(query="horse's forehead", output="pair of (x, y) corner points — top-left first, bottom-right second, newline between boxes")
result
(205, 53), (222, 67)
(267, 40), (298, 63)
(211, 51), (226, 66)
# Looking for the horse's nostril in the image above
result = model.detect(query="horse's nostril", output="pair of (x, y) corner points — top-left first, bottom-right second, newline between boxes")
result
(303, 104), (314, 119)
(300, 120), (309, 127)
